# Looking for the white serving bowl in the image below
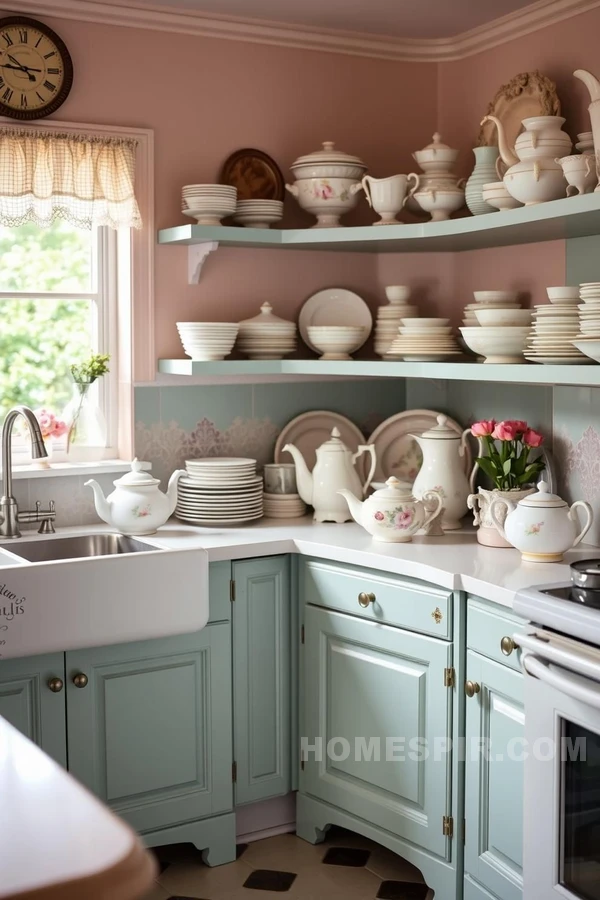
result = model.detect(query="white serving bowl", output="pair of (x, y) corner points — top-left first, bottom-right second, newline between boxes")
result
(486, 194), (523, 211)
(546, 286), (580, 302)
(572, 340), (600, 362)
(473, 291), (519, 304)
(481, 181), (523, 210)
(307, 325), (367, 360)
(400, 317), (449, 328)
(503, 164), (566, 205)
(385, 285), (411, 303)
(460, 326), (530, 363)
(474, 308), (532, 327)
(413, 188), (465, 221)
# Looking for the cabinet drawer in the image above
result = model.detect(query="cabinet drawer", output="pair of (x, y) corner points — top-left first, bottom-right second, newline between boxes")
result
(467, 598), (523, 672)
(300, 558), (452, 639)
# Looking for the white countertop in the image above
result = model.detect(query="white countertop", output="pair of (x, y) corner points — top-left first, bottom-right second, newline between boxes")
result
(0, 716), (155, 900)
(141, 517), (593, 610)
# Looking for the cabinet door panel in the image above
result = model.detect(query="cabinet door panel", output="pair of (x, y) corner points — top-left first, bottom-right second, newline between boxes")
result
(66, 625), (232, 834)
(0, 653), (66, 766)
(465, 650), (523, 900)
(233, 556), (291, 805)
(302, 604), (452, 859)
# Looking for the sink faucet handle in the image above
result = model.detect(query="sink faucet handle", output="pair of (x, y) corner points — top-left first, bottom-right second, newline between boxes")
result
(49, 500), (55, 513)
(35, 500), (41, 512)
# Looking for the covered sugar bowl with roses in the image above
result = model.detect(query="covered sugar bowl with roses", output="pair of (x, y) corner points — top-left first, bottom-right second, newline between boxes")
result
(338, 476), (443, 543)
(286, 141), (367, 228)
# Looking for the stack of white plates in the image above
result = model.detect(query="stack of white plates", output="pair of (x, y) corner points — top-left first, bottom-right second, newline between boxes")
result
(175, 458), (263, 525)
(525, 286), (589, 364)
(571, 282), (600, 363)
(386, 317), (462, 361)
(233, 199), (284, 229)
(263, 492), (307, 518)
(176, 322), (239, 361)
(237, 302), (297, 360)
(374, 286), (418, 357)
(181, 184), (237, 225)
(462, 290), (520, 327)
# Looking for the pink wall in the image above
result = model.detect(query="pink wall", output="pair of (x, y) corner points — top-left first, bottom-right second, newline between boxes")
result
(38, 15), (437, 361)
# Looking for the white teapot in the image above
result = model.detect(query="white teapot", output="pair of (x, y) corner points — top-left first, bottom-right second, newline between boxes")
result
(411, 415), (474, 531)
(282, 427), (376, 523)
(490, 480), (593, 562)
(85, 459), (185, 535)
(339, 477), (443, 543)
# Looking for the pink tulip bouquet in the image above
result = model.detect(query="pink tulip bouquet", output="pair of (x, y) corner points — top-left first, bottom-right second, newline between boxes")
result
(470, 419), (546, 491)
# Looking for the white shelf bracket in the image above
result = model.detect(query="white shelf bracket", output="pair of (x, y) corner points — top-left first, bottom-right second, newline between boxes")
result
(188, 242), (219, 284)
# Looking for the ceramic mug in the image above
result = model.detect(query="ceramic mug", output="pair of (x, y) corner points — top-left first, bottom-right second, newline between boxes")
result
(263, 463), (297, 495)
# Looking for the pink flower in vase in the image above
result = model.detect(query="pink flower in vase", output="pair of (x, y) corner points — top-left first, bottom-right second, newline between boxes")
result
(523, 428), (544, 448)
(493, 421), (519, 441)
(395, 509), (414, 529)
(471, 419), (496, 437)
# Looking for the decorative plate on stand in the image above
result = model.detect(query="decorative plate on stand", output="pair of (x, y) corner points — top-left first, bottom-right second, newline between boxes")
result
(477, 71), (561, 150)
(220, 148), (285, 201)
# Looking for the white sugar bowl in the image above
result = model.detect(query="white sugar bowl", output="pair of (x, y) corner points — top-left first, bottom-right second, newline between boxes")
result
(489, 480), (593, 562)
(339, 476), (443, 543)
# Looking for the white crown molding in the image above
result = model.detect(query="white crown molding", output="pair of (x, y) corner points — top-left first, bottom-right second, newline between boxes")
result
(4, 0), (600, 62)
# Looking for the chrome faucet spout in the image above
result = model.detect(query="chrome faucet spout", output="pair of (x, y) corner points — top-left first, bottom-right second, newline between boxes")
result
(1, 406), (49, 538)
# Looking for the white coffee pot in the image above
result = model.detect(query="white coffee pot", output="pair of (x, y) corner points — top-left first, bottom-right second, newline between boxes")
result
(490, 481), (593, 562)
(283, 427), (376, 523)
(86, 459), (185, 535)
(411, 415), (474, 531)
(339, 476), (443, 543)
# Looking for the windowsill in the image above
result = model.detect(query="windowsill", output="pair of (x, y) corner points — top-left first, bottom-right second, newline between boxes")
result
(5, 460), (151, 480)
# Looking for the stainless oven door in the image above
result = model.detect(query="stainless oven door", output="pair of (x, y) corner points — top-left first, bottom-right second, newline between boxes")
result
(516, 630), (600, 900)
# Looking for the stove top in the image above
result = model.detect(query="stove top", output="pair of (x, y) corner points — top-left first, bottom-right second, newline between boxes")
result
(541, 586), (600, 609)
(514, 581), (600, 645)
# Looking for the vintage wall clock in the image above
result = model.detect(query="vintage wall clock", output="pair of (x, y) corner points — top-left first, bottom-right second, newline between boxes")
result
(0, 16), (73, 120)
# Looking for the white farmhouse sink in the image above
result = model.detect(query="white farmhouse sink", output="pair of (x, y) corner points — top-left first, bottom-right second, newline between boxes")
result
(0, 532), (208, 660)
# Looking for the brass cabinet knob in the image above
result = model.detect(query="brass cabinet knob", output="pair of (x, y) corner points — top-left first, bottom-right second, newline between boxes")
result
(72, 673), (89, 689)
(358, 591), (376, 608)
(501, 636), (518, 656)
(465, 680), (481, 698)
(47, 677), (64, 693)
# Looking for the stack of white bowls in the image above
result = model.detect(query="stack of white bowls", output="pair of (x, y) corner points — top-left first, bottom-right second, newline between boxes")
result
(461, 290), (521, 327)
(263, 492), (307, 518)
(181, 184), (237, 225)
(307, 325), (368, 360)
(374, 286), (418, 357)
(460, 291), (531, 363)
(386, 317), (461, 361)
(233, 200), (284, 229)
(175, 458), (263, 525)
(525, 286), (589, 364)
(176, 322), (239, 361)
(571, 283), (600, 363)
(237, 302), (297, 359)
(481, 182), (522, 211)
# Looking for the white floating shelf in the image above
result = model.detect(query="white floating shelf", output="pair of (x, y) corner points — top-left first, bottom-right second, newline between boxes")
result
(158, 358), (600, 386)
(158, 193), (600, 254)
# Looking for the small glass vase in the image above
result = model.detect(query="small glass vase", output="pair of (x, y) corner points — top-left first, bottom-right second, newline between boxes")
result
(65, 381), (107, 452)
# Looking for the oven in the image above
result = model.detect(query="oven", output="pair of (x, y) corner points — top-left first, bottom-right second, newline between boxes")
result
(516, 627), (600, 900)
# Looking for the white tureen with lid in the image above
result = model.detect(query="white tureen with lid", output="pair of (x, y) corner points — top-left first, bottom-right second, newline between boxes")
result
(489, 480), (593, 562)
(286, 141), (368, 228)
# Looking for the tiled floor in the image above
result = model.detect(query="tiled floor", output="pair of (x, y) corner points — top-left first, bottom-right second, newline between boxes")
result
(145, 827), (433, 899)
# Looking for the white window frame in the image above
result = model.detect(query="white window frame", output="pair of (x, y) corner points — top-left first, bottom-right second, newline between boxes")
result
(0, 117), (155, 464)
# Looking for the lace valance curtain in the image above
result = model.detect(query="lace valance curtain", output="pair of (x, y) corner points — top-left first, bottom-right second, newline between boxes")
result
(0, 129), (142, 230)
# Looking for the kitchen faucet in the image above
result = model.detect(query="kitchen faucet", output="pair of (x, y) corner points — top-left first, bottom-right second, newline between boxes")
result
(0, 406), (56, 538)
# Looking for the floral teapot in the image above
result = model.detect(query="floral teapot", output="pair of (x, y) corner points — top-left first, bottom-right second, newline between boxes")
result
(489, 480), (593, 562)
(282, 427), (376, 523)
(339, 477), (443, 543)
(411, 415), (475, 531)
(85, 459), (186, 536)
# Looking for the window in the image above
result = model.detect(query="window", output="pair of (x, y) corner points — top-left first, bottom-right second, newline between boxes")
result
(0, 220), (118, 451)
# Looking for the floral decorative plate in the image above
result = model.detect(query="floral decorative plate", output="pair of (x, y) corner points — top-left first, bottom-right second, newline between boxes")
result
(477, 71), (561, 150)
(220, 148), (285, 201)
(367, 409), (472, 484)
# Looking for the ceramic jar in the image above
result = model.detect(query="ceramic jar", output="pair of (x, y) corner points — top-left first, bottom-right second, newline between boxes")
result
(411, 415), (474, 531)
(285, 141), (367, 228)
(465, 146), (500, 215)
(237, 302), (297, 360)
(467, 486), (535, 547)
(489, 480), (593, 562)
(338, 476), (443, 543)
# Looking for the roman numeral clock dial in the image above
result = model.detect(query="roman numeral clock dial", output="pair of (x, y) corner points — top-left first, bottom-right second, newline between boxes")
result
(0, 16), (73, 120)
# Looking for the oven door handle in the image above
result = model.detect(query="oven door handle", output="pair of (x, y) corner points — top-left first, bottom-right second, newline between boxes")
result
(523, 655), (600, 709)
(514, 630), (600, 681)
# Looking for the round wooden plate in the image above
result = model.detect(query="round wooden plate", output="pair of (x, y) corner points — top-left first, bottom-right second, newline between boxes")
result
(220, 148), (285, 201)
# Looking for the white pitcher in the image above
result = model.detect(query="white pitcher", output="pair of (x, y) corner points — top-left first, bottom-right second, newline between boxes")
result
(356, 174), (420, 225)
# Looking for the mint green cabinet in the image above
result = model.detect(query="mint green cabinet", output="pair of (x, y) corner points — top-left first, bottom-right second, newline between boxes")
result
(464, 649), (524, 900)
(0, 652), (67, 766)
(301, 603), (453, 858)
(66, 625), (233, 835)
(232, 556), (292, 805)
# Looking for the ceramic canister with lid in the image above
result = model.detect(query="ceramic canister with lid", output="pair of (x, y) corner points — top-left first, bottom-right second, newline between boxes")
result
(237, 302), (297, 360)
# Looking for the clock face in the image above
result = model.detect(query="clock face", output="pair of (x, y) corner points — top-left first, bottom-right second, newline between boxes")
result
(0, 17), (73, 120)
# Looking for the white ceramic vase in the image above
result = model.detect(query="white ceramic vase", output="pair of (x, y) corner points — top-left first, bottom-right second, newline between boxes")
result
(467, 486), (535, 547)
(465, 146), (500, 215)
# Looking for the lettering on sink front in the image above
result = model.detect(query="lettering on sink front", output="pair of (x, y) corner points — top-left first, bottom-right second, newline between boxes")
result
(0, 584), (27, 658)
